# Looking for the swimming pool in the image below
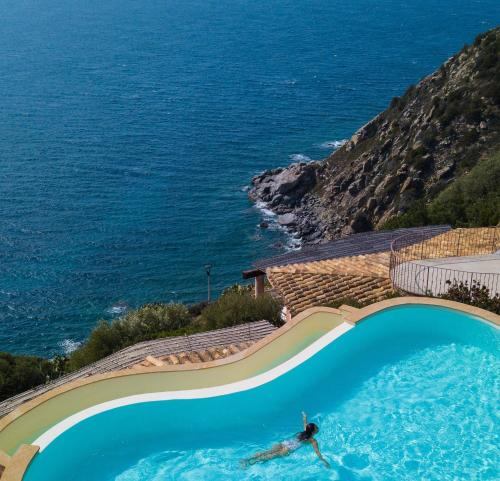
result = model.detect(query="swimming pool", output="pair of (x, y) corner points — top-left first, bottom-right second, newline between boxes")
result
(11, 303), (500, 480)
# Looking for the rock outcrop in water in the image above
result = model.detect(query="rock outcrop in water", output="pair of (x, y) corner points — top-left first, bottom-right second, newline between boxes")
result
(249, 27), (500, 243)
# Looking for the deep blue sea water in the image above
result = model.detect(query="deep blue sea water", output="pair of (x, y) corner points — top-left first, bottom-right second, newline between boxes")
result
(1, 0), (499, 356)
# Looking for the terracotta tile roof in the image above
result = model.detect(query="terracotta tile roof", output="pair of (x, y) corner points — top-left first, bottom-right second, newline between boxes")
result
(134, 341), (256, 368)
(267, 227), (499, 315)
(275, 252), (391, 277)
(268, 252), (393, 315)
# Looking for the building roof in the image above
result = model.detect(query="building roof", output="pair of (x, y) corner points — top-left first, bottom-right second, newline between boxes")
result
(253, 225), (451, 271)
(265, 226), (497, 315)
(135, 341), (256, 368)
(267, 252), (394, 315)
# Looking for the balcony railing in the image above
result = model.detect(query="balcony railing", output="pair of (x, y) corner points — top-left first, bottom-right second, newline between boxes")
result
(390, 227), (500, 296)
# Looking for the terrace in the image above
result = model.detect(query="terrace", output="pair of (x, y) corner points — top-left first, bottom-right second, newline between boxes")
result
(243, 225), (499, 316)
(390, 227), (500, 296)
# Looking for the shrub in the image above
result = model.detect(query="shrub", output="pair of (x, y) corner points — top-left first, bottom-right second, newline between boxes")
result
(221, 283), (253, 296)
(461, 128), (480, 144)
(0, 353), (61, 401)
(381, 199), (430, 230)
(428, 151), (500, 226)
(118, 303), (192, 341)
(406, 146), (433, 172)
(440, 280), (500, 314)
(421, 126), (438, 148)
(413, 155), (433, 173)
(440, 101), (460, 126)
(482, 82), (500, 104)
(404, 84), (417, 97)
(464, 107), (482, 124)
(380, 150), (500, 229)
(187, 301), (209, 317)
(390, 96), (403, 110)
(200, 290), (283, 330)
(476, 30), (499, 78)
(68, 303), (192, 370)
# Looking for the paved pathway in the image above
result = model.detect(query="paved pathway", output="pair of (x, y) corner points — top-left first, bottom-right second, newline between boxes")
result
(393, 252), (500, 296)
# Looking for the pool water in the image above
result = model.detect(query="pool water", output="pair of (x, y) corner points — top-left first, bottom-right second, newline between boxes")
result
(24, 306), (500, 481)
(112, 343), (499, 481)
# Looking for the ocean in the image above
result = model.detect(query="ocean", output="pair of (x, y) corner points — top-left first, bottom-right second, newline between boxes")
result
(1, 0), (499, 356)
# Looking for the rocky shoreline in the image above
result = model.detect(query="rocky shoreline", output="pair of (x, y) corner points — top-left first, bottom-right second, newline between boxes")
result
(249, 161), (326, 244)
(249, 28), (500, 245)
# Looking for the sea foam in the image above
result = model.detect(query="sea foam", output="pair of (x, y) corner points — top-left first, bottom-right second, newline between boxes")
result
(317, 139), (347, 150)
(254, 201), (277, 219)
(106, 301), (129, 316)
(58, 339), (81, 355)
(288, 153), (311, 162)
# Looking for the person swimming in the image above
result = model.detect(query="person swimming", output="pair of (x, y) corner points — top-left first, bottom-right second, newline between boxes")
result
(241, 412), (330, 468)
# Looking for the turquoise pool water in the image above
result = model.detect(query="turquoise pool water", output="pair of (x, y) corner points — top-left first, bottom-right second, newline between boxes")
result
(24, 306), (499, 480)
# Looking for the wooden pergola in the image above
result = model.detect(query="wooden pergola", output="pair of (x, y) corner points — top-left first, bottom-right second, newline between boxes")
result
(243, 225), (451, 298)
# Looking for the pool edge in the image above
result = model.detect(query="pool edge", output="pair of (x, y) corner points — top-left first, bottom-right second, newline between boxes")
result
(2, 298), (498, 481)
(0, 307), (344, 437)
(345, 297), (500, 327)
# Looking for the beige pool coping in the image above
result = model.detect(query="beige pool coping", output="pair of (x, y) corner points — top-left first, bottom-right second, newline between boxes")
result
(0, 307), (345, 458)
(1, 298), (498, 481)
(345, 297), (500, 326)
(1, 446), (38, 481)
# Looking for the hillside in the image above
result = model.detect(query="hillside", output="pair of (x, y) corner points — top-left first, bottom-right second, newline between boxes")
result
(249, 27), (500, 243)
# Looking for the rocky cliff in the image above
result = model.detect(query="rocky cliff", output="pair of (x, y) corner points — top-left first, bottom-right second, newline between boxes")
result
(249, 27), (500, 243)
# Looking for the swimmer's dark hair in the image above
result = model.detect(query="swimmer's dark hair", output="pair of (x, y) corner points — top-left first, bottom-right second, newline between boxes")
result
(297, 423), (318, 441)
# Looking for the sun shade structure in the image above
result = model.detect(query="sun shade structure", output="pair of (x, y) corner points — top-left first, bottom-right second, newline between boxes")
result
(252, 225), (451, 271)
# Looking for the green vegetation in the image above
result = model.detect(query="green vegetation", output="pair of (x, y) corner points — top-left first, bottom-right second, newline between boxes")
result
(432, 88), (486, 130)
(68, 302), (194, 370)
(0, 287), (283, 397)
(381, 150), (500, 229)
(406, 145), (432, 173)
(440, 280), (500, 314)
(474, 28), (500, 103)
(69, 289), (282, 370)
(432, 28), (499, 130)
(201, 290), (283, 330)
(0, 353), (66, 401)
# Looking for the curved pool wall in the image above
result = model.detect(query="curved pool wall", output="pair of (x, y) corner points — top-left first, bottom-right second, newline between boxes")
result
(22, 302), (500, 481)
(1, 298), (499, 481)
(0, 307), (345, 455)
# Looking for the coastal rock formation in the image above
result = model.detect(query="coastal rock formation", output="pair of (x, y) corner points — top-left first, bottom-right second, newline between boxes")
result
(249, 161), (319, 212)
(249, 27), (500, 243)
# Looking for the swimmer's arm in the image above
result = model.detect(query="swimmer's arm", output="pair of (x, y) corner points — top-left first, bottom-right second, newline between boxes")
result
(301, 411), (307, 430)
(310, 438), (330, 468)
